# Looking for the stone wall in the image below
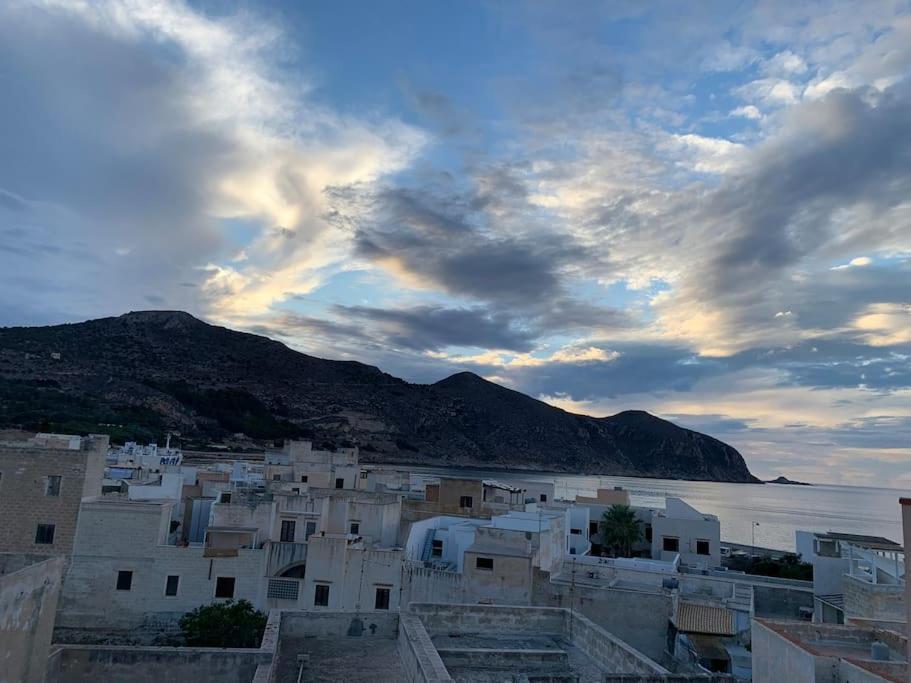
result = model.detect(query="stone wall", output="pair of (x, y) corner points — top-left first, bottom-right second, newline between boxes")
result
(407, 602), (668, 677)
(0, 555), (65, 683)
(532, 568), (673, 662)
(843, 574), (905, 621)
(0, 437), (104, 556)
(398, 614), (453, 683)
(46, 645), (271, 683)
(409, 602), (567, 637)
(569, 610), (666, 675)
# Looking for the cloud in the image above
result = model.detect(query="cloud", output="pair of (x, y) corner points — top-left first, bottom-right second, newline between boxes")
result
(0, 0), (423, 323)
(338, 305), (537, 353)
(730, 105), (763, 120)
(851, 303), (911, 347)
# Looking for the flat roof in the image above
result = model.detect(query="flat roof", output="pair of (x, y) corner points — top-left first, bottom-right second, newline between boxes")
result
(817, 532), (902, 552)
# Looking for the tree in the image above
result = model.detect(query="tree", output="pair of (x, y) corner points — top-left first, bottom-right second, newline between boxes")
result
(599, 504), (642, 558)
(179, 599), (267, 648)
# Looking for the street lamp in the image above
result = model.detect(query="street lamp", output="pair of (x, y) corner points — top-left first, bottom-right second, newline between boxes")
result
(751, 521), (760, 560)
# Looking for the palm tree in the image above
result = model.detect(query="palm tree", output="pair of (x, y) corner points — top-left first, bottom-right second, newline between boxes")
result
(599, 504), (642, 558)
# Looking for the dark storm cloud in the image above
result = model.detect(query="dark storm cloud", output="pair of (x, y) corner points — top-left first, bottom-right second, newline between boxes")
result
(337, 305), (536, 352)
(337, 184), (625, 334)
(702, 82), (911, 298)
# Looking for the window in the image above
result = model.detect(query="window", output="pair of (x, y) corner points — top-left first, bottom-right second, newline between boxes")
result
(116, 570), (133, 591)
(459, 495), (473, 508)
(220, 492), (232, 503)
(300, 475), (308, 483)
(314, 584), (330, 606)
(374, 587), (390, 610)
(280, 520), (296, 542)
(696, 539), (711, 556)
(272, 474), (282, 481)
(360, 471), (368, 479)
(335, 478), (344, 489)
(431, 539), (443, 557)
(589, 521), (599, 537)
(165, 575), (180, 596)
(662, 537), (680, 553)
(540, 494), (547, 503)
(35, 524), (55, 544)
(645, 524), (653, 543)
(425, 484), (439, 502)
(349, 521), (360, 535)
(215, 576), (235, 598)
(305, 521), (317, 539)
(475, 557), (494, 571)
(45, 475), (62, 497)
(570, 528), (582, 535)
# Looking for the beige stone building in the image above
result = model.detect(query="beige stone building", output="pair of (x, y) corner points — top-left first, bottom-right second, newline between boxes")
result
(0, 433), (106, 556)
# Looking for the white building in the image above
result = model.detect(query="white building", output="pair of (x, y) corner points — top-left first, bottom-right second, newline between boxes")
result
(796, 530), (904, 624)
(264, 440), (360, 490)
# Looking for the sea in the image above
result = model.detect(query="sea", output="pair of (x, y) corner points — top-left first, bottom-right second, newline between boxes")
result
(405, 466), (907, 553)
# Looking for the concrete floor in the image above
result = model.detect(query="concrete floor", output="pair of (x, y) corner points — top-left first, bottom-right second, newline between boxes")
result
(274, 636), (405, 682)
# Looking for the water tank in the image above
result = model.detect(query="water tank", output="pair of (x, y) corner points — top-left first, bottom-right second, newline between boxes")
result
(871, 641), (890, 661)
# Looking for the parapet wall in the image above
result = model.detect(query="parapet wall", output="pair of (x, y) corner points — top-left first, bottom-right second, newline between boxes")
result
(406, 602), (667, 677)
(409, 602), (567, 636)
(46, 645), (271, 683)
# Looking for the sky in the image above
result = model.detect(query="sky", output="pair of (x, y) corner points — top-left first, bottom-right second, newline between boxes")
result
(1, 0), (911, 487)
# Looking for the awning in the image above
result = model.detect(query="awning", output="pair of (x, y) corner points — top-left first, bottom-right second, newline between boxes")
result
(672, 601), (735, 636)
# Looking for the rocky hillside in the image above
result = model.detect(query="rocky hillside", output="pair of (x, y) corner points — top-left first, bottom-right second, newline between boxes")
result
(0, 311), (759, 482)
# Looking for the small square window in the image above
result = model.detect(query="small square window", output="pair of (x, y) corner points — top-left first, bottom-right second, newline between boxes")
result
(459, 495), (473, 508)
(349, 522), (360, 535)
(662, 537), (680, 553)
(374, 587), (390, 610)
(540, 494), (547, 503)
(165, 575), (180, 596)
(696, 539), (710, 556)
(335, 478), (344, 489)
(272, 474), (282, 481)
(116, 570), (133, 591)
(35, 524), (55, 544)
(215, 576), (235, 598)
(431, 539), (443, 557)
(46, 475), (62, 497)
(475, 557), (493, 570)
(314, 584), (330, 606)
(570, 528), (582, 535)
(220, 492), (232, 503)
(300, 475), (308, 483)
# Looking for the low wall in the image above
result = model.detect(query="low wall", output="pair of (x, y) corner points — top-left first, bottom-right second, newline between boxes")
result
(278, 610), (399, 638)
(533, 568), (673, 662)
(398, 614), (454, 683)
(46, 645), (271, 683)
(409, 602), (567, 637)
(54, 611), (185, 645)
(752, 584), (813, 619)
(569, 611), (666, 675)
(407, 603), (667, 677)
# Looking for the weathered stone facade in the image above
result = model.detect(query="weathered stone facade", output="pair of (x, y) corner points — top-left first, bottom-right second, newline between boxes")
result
(0, 434), (106, 556)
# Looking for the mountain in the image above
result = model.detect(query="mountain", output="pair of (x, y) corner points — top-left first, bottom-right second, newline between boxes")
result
(0, 311), (759, 482)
